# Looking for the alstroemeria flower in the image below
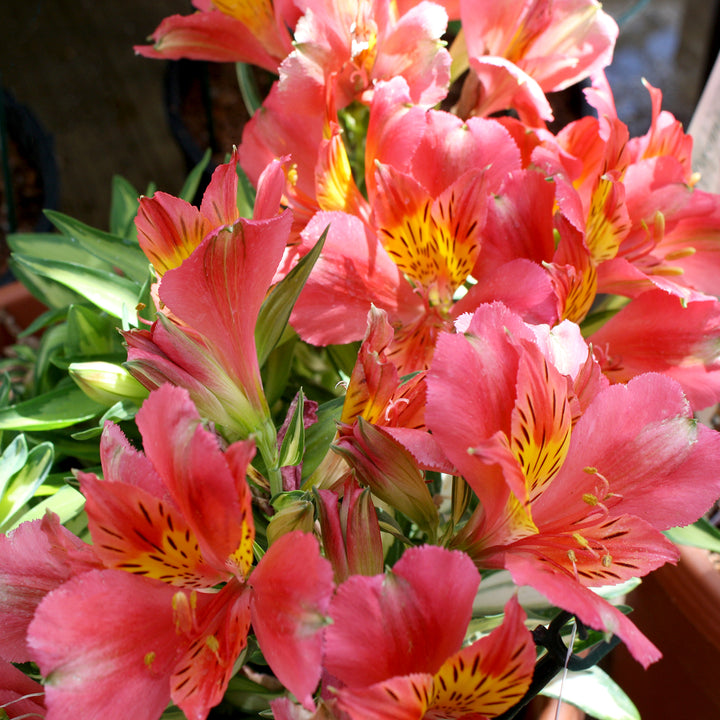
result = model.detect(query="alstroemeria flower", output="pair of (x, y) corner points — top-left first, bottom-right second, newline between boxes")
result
(4, 386), (333, 720)
(279, 0), (451, 113)
(126, 158), (293, 442)
(135, 0), (298, 71)
(424, 303), (720, 667)
(453, 0), (618, 125)
(287, 78), (557, 374)
(324, 545), (536, 719)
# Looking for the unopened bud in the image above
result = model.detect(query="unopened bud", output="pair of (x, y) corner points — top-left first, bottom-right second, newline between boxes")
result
(266, 498), (315, 545)
(69, 361), (149, 406)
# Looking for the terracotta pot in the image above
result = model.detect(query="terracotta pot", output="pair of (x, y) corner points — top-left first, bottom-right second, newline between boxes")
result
(608, 544), (720, 718)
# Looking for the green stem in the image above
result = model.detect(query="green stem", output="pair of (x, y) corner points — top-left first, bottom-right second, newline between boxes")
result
(254, 417), (283, 498)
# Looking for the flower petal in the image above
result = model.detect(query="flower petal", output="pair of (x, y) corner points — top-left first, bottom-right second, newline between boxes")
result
(249, 532), (334, 709)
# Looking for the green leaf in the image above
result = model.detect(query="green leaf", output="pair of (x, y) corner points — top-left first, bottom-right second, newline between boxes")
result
(0, 439), (54, 531)
(665, 516), (720, 553)
(178, 149), (212, 203)
(71, 400), (140, 440)
(236, 62), (264, 116)
(12, 255), (142, 324)
(278, 390), (305, 467)
(256, 228), (328, 366)
(33, 323), (68, 394)
(0, 385), (105, 430)
(541, 667), (640, 720)
(44, 210), (150, 284)
(235, 161), (256, 219)
(0, 434), (29, 497)
(65, 304), (124, 358)
(110, 175), (141, 240)
(9, 231), (116, 272)
(7, 484), (85, 531)
(301, 395), (344, 483)
(9, 253), (90, 311)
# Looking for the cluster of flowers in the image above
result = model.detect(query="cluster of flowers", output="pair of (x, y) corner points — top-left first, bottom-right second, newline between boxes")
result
(3, 1), (720, 719)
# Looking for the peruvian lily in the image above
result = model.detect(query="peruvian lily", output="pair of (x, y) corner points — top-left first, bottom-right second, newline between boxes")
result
(307, 306), (438, 535)
(451, 0), (618, 126)
(323, 544), (536, 719)
(135, 0), (299, 72)
(4, 385), (333, 720)
(287, 78), (558, 374)
(423, 302), (720, 667)
(315, 477), (384, 583)
(279, 0), (451, 113)
(534, 79), (720, 406)
(126, 157), (294, 484)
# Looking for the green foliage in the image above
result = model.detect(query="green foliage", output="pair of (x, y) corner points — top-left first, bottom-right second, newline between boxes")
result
(0, 434), (53, 531)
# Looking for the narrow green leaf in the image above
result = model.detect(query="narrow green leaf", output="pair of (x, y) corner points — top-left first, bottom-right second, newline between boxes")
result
(541, 667), (640, 720)
(0, 374), (11, 408)
(0, 434), (29, 497)
(236, 62), (263, 116)
(235, 162), (256, 219)
(665, 516), (720, 553)
(0, 385), (105, 430)
(7, 258), (84, 310)
(256, 228), (328, 366)
(12, 255), (142, 324)
(0, 441), (54, 529)
(33, 322), (68, 394)
(71, 400), (140, 440)
(301, 395), (344, 483)
(7, 484), (85, 532)
(65, 304), (124, 358)
(178, 149), (212, 203)
(9, 231), (115, 272)
(110, 175), (141, 240)
(44, 210), (150, 283)
(278, 390), (306, 468)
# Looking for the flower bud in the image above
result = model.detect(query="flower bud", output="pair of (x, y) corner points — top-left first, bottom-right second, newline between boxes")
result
(266, 494), (316, 545)
(69, 361), (148, 406)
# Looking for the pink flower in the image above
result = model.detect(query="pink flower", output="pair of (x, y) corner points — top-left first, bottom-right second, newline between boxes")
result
(287, 79), (557, 373)
(424, 303), (720, 667)
(454, 0), (618, 125)
(323, 545), (536, 719)
(1, 386), (333, 720)
(134, 0), (298, 72)
(279, 0), (451, 114)
(126, 157), (294, 440)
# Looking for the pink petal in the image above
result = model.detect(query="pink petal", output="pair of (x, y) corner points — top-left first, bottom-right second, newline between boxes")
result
(28, 570), (182, 720)
(135, 193), (210, 276)
(134, 10), (286, 72)
(466, 56), (553, 126)
(589, 290), (720, 409)
(290, 212), (423, 346)
(504, 553), (661, 668)
(0, 516), (100, 662)
(249, 532), (334, 709)
(134, 385), (256, 577)
(335, 674), (432, 720)
(325, 545), (479, 687)
(160, 211), (292, 414)
(171, 582), (252, 720)
(0, 658), (45, 718)
(539, 373), (720, 530)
